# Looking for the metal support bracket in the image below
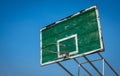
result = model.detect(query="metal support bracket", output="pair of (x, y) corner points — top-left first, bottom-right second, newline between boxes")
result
(73, 58), (92, 76)
(57, 62), (73, 76)
(98, 53), (119, 76)
(83, 55), (103, 76)
(56, 52), (119, 76)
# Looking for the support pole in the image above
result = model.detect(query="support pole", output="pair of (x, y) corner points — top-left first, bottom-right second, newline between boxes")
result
(98, 53), (119, 76)
(73, 58), (92, 76)
(102, 59), (104, 76)
(78, 64), (80, 76)
(83, 55), (103, 76)
(57, 62), (73, 76)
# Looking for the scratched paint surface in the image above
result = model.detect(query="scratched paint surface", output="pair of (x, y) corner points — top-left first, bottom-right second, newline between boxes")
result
(41, 6), (103, 65)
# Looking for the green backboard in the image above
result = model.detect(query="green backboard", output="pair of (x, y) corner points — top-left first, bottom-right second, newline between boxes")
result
(40, 5), (104, 66)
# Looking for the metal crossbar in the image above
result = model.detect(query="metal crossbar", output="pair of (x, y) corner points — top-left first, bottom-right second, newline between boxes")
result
(80, 58), (102, 65)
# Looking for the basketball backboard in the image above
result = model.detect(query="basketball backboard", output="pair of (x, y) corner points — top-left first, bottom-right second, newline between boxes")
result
(40, 5), (104, 66)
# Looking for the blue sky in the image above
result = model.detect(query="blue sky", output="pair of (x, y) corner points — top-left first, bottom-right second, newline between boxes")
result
(0, 0), (120, 76)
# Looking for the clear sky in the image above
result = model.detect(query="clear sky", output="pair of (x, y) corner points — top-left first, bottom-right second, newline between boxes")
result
(0, 0), (120, 76)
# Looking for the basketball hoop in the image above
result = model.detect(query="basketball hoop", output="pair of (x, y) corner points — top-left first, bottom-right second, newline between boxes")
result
(63, 52), (70, 59)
